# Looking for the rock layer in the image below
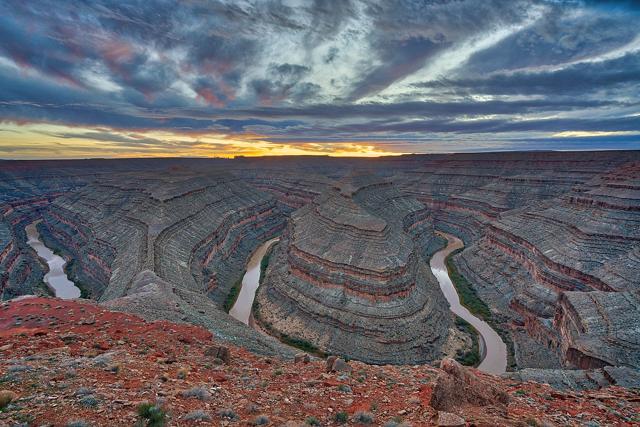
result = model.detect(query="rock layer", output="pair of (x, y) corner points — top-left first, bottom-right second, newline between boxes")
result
(255, 178), (451, 364)
(455, 160), (640, 369)
(2, 153), (640, 374)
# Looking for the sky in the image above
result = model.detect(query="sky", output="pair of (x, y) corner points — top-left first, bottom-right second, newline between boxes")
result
(1, 0), (639, 159)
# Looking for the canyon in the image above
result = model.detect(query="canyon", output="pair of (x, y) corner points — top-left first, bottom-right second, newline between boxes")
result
(1, 152), (639, 392)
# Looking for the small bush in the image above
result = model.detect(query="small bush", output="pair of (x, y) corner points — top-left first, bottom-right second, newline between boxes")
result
(184, 410), (211, 421)
(136, 402), (167, 427)
(66, 421), (91, 427)
(337, 384), (352, 393)
(252, 415), (270, 425)
(353, 411), (374, 424)
(305, 416), (321, 426)
(92, 354), (112, 368)
(79, 395), (100, 408)
(219, 408), (237, 420)
(335, 411), (349, 424)
(181, 386), (210, 401)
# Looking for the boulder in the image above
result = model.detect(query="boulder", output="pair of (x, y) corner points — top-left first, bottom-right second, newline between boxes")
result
(327, 357), (352, 374)
(204, 345), (230, 364)
(294, 353), (311, 364)
(0, 390), (17, 409)
(430, 359), (509, 412)
(325, 355), (338, 372)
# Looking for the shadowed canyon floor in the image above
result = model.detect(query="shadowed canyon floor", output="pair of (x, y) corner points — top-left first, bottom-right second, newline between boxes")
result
(1, 152), (640, 424)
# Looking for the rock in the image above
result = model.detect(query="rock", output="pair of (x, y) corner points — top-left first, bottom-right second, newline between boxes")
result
(255, 177), (452, 365)
(294, 353), (311, 364)
(0, 390), (17, 409)
(60, 333), (80, 344)
(205, 345), (230, 364)
(437, 411), (466, 426)
(326, 356), (337, 372)
(329, 358), (352, 374)
(430, 359), (509, 411)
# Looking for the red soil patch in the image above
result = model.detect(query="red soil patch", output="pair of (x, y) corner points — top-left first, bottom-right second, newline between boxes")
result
(0, 297), (639, 426)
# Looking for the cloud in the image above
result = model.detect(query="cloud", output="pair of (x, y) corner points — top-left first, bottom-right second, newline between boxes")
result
(0, 0), (639, 157)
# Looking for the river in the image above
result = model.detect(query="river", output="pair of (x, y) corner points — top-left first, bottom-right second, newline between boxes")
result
(228, 232), (507, 373)
(430, 231), (508, 374)
(229, 238), (279, 325)
(25, 221), (81, 299)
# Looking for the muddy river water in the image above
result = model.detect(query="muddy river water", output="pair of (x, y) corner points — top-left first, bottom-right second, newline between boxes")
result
(229, 238), (279, 324)
(430, 231), (507, 374)
(26, 221), (81, 299)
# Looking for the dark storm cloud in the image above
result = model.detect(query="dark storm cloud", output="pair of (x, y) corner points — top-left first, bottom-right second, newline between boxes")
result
(464, 10), (638, 75)
(0, 0), (639, 152)
(328, 115), (640, 135)
(414, 53), (640, 95)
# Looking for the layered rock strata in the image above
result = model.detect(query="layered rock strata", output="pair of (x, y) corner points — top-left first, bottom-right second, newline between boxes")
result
(37, 172), (287, 306)
(255, 179), (452, 364)
(455, 161), (640, 369)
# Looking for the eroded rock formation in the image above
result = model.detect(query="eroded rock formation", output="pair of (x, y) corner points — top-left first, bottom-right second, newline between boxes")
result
(255, 177), (452, 364)
(455, 161), (640, 369)
(2, 152), (639, 376)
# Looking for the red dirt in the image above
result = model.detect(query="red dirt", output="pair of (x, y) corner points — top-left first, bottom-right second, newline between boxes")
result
(1, 297), (639, 426)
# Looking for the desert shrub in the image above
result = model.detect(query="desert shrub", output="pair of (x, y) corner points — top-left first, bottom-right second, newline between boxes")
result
(79, 395), (99, 408)
(136, 402), (167, 427)
(335, 411), (349, 424)
(383, 417), (407, 427)
(75, 387), (94, 396)
(181, 386), (210, 400)
(353, 411), (374, 424)
(252, 415), (270, 425)
(66, 420), (91, 427)
(305, 416), (321, 426)
(184, 410), (210, 421)
(219, 408), (237, 420)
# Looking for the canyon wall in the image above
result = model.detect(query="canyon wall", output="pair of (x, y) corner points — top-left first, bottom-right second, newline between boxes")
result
(2, 152), (639, 373)
(255, 177), (452, 364)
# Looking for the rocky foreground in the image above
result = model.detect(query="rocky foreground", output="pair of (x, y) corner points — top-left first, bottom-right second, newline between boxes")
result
(2, 298), (639, 427)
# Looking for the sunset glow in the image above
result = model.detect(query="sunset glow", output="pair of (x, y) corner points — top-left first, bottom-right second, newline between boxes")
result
(1, 1), (639, 158)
